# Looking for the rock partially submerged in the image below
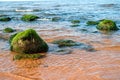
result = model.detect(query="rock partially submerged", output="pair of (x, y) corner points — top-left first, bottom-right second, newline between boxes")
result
(0, 17), (11, 21)
(52, 17), (61, 22)
(21, 14), (39, 21)
(70, 24), (80, 27)
(52, 39), (96, 52)
(52, 39), (80, 47)
(97, 19), (119, 31)
(10, 29), (48, 54)
(3, 27), (14, 33)
(71, 20), (80, 24)
(86, 21), (98, 26)
(55, 49), (72, 55)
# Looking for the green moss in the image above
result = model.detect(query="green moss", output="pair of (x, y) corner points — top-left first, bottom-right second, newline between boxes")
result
(86, 21), (98, 26)
(96, 19), (119, 31)
(11, 29), (48, 53)
(13, 53), (45, 60)
(3, 27), (14, 33)
(0, 17), (11, 21)
(52, 39), (79, 47)
(21, 14), (39, 21)
(52, 17), (61, 22)
(71, 20), (80, 24)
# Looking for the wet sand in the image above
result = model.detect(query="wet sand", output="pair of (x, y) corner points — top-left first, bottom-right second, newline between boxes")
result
(0, 0), (120, 79)
(0, 27), (120, 80)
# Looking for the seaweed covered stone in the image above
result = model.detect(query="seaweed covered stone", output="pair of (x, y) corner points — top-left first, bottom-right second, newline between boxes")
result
(86, 21), (98, 26)
(52, 39), (79, 47)
(21, 14), (39, 21)
(10, 29), (48, 53)
(71, 20), (80, 24)
(96, 19), (119, 31)
(0, 17), (11, 21)
(3, 27), (14, 33)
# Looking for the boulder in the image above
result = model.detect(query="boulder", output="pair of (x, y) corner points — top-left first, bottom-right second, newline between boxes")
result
(3, 27), (14, 33)
(21, 14), (39, 21)
(10, 29), (48, 53)
(0, 17), (11, 21)
(97, 19), (119, 31)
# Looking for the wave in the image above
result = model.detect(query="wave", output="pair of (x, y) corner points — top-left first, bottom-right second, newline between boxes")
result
(15, 9), (40, 12)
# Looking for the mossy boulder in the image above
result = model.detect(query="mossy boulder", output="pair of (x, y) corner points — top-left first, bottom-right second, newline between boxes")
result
(21, 14), (39, 21)
(86, 21), (98, 26)
(10, 29), (48, 53)
(71, 20), (80, 24)
(0, 17), (11, 21)
(52, 39), (79, 47)
(3, 27), (14, 33)
(97, 19), (119, 31)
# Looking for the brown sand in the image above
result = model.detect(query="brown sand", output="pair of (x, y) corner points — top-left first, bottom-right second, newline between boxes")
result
(0, 28), (120, 80)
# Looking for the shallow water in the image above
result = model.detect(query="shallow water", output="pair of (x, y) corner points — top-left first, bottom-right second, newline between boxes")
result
(0, 0), (120, 80)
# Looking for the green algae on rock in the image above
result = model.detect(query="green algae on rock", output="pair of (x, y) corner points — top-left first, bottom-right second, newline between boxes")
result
(97, 19), (119, 31)
(86, 21), (98, 26)
(13, 53), (45, 60)
(21, 14), (39, 21)
(3, 27), (14, 33)
(0, 17), (11, 21)
(10, 29), (48, 53)
(52, 39), (79, 47)
(71, 20), (80, 24)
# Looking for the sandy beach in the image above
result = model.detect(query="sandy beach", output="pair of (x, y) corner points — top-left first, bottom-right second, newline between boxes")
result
(0, 26), (120, 80)
(0, 0), (120, 80)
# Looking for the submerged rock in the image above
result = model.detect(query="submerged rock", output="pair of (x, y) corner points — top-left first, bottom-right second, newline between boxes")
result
(97, 19), (119, 31)
(70, 24), (80, 27)
(21, 14), (39, 21)
(86, 21), (98, 26)
(71, 20), (80, 24)
(10, 29), (48, 53)
(3, 27), (14, 33)
(55, 49), (72, 55)
(52, 39), (79, 47)
(51, 17), (61, 22)
(0, 17), (11, 21)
